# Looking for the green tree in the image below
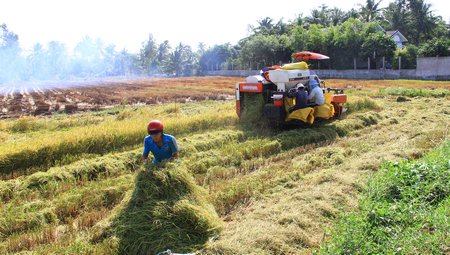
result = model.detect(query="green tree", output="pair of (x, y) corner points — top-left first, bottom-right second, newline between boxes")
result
(304, 24), (327, 53)
(361, 32), (397, 68)
(345, 8), (361, 20)
(239, 34), (291, 69)
(304, 6), (355, 27)
(198, 43), (234, 72)
(393, 45), (418, 69)
(73, 36), (105, 77)
(289, 25), (307, 52)
(329, 7), (348, 26)
(117, 49), (140, 76)
(164, 43), (195, 77)
(252, 17), (274, 35)
(47, 41), (68, 78)
(27, 43), (48, 79)
(0, 23), (23, 82)
(103, 44), (125, 76)
(139, 34), (158, 75)
(332, 18), (366, 69)
(418, 37), (450, 57)
(156, 40), (172, 74)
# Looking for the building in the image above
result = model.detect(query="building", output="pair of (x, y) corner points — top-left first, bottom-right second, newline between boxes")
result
(375, 24), (409, 49)
(385, 30), (408, 49)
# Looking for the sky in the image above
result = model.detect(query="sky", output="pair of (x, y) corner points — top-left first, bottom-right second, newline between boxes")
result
(1, 0), (449, 54)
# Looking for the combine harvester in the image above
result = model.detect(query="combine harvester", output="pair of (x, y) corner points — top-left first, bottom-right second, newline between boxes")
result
(235, 51), (347, 126)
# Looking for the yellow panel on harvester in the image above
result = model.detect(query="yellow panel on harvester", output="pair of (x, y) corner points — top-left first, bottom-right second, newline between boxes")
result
(314, 104), (335, 119)
(286, 107), (315, 124)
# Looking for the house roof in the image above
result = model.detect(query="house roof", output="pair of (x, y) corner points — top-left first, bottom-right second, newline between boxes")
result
(386, 30), (408, 42)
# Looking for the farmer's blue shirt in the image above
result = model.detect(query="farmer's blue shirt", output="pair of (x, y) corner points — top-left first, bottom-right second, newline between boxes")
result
(143, 134), (178, 164)
(288, 90), (308, 108)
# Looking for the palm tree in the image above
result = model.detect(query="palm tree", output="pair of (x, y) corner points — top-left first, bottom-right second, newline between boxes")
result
(329, 7), (347, 26)
(407, 0), (438, 44)
(383, 0), (409, 32)
(253, 17), (274, 35)
(306, 5), (330, 26)
(359, 0), (384, 22)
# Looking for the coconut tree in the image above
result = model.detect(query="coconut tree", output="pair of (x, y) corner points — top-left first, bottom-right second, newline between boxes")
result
(359, 0), (384, 22)
(407, 0), (438, 44)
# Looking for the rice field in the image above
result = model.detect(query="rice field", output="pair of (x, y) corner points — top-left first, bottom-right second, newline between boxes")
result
(0, 77), (448, 254)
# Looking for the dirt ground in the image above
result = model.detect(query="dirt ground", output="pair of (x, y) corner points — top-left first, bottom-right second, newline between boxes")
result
(0, 77), (242, 118)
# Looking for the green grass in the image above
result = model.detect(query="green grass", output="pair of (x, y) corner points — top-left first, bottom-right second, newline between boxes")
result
(319, 140), (450, 254)
(381, 87), (450, 97)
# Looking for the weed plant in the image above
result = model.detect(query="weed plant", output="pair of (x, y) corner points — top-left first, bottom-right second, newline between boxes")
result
(320, 140), (450, 254)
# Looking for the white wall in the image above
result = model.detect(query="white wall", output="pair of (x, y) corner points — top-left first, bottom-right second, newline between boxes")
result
(203, 56), (450, 80)
(416, 56), (450, 78)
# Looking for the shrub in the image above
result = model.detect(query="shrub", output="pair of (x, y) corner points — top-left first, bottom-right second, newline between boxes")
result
(320, 140), (450, 254)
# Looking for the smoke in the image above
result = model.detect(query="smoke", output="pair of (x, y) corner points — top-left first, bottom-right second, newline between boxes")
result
(0, 25), (198, 93)
(0, 36), (141, 86)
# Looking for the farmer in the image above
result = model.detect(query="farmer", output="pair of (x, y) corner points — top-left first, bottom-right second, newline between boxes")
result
(307, 79), (325, 107)
(142, 120), (179, 166)
(287, 84), (308, 113)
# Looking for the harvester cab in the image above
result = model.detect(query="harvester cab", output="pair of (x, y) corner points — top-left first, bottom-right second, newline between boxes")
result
(235, 51), (347, 126)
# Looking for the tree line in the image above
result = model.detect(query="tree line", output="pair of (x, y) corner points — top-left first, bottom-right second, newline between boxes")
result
(1, 0), (449, 83)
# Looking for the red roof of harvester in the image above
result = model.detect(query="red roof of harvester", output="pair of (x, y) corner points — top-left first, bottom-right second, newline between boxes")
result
(293, 51), (330, 60)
